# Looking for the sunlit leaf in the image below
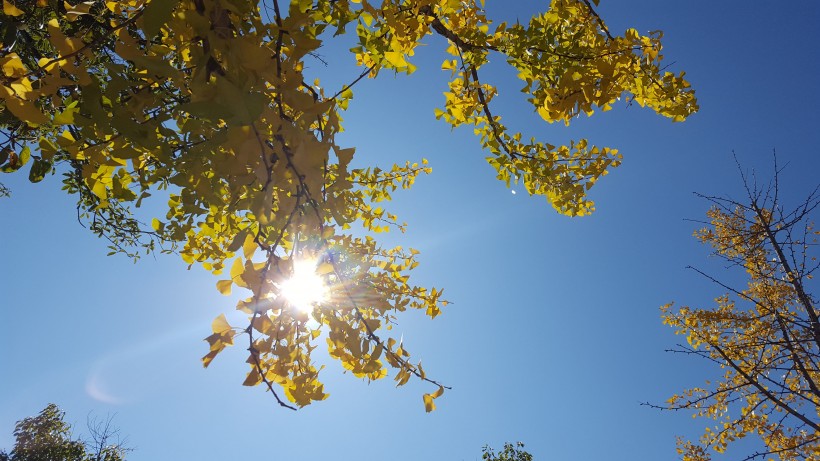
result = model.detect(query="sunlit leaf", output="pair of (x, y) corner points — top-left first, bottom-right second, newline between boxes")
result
(216, 280), (232, 296)
(3, 0), (23, 16)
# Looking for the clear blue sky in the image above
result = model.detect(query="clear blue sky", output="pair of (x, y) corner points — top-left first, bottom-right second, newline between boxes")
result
(2, 2), (819, 460)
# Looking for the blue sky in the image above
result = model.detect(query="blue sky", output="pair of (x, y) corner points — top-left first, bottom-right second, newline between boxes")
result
(2, 2), (819, 460)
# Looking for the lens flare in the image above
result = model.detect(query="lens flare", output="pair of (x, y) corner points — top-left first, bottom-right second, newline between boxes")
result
(279, 259), (329, 313)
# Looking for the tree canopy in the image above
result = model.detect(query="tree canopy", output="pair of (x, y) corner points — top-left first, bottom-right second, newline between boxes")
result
(482, 442), (533, 461)
(0, 0), (697, 410)
(662, 164), (820, 460)
(0, 404), (128, 461)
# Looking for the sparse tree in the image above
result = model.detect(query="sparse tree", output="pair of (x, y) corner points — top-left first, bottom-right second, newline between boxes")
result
(84, 413), (130, 461)
(482, 442), (533, 461)
(661, 159), (820, 460)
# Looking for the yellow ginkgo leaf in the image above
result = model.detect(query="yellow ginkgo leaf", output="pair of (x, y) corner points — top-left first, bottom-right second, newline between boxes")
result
(211, 313), (232, 334)
(0, 54), (26, 78)
(0, 91), (49, 125)
(242, 368), (261, 386)
(423, 393), (435, 412)
(384, 51), (408, 68)
(229, 257), (244, 280)
(216, 280), (232, 296)
(423, 386), (445, 412)
(316, 262), (334, 275)
(3, 0), (24, 16)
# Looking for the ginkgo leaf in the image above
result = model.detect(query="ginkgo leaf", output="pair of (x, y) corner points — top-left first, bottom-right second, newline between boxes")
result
(229, 257), (244, 281)
(52, 101), (79, 125)
(384, 51), (408, 68)
(242, 233), (256, 260)
(201, 350), (219, 368)
(28, 157), (51, 183)
(211, 314), (231, 335)
(142, 0), (179, 37)
(423, 385), (445, 412)
(423, 393), (435, 412)
(63, 0), (94, 21)
(242, 368), (261, 386)
(216, 280), (232, 296)
(1, 54), (26, 77)
(3, 0), (23, 16)
(1, 93), (49, 125)
(316, 262), (334, 275)
(430, 385), (444, 399)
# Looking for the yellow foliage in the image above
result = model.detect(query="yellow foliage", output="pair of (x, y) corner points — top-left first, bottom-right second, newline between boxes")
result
(663, 191), (820, 459)
(0, 0), (696, 411)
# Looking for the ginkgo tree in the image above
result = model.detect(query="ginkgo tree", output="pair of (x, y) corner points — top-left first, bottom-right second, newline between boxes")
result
(661, 163), (820, 460)
(0, 0), (697, 410)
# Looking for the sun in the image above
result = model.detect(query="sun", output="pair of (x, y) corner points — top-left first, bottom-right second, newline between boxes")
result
(279, 259), (329, 313)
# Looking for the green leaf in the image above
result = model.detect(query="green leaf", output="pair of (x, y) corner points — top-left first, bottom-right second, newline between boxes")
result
(227, 228), (249, 253)
(18, 145), (30, 168)
(28, 157), (51, 182)
(142, 0), (179, 38)
(178, 101), (234, 122)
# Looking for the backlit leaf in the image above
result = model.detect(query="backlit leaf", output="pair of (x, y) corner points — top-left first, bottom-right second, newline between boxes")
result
(211, 314), (231, 335)
(216, 280), (232, 296)
(3, 0), (23, 16)
(142, 0), (179, 37)
(28, 157), (50, 182)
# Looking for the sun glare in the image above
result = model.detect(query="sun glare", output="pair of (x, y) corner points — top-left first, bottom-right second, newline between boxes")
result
(279, 259), (329, 313)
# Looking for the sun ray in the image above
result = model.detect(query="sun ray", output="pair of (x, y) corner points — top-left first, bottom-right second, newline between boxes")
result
(279, 259), (329, 313)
